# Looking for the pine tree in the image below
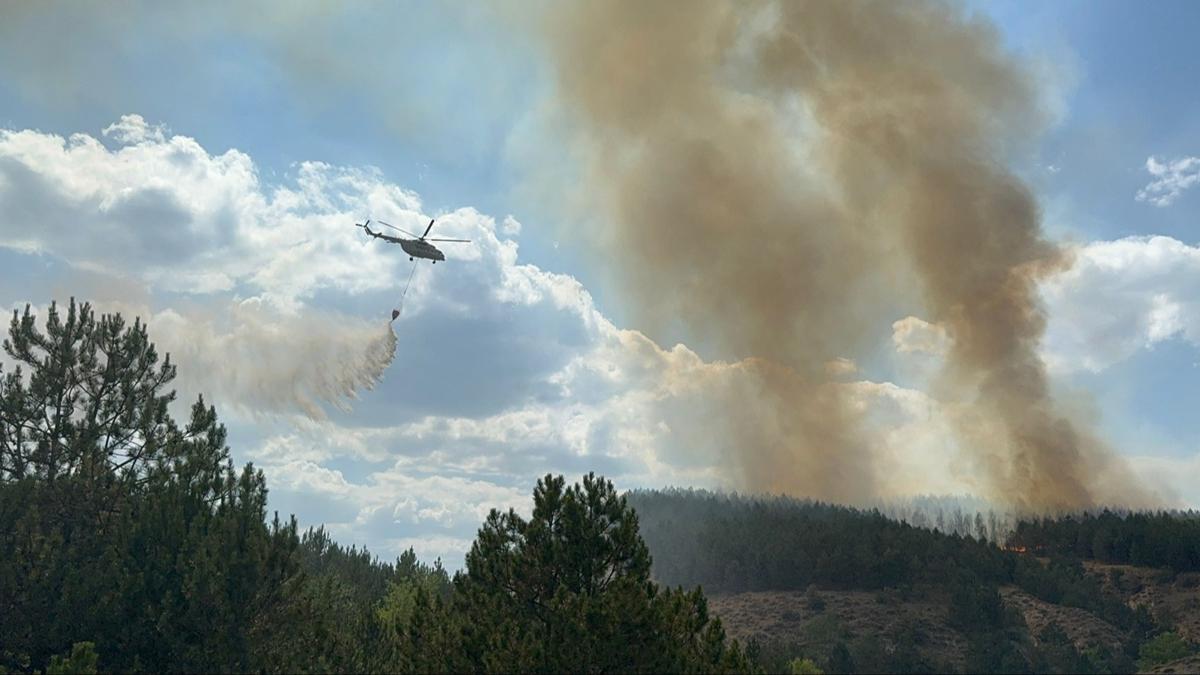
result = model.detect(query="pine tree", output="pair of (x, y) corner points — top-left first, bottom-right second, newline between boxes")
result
(449, 473), (753, 673)
(0, 301), (302, 673)
(1, 300), (176, 485)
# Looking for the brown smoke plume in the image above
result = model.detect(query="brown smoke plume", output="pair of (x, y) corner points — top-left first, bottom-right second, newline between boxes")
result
(537, 0), (1158, 509)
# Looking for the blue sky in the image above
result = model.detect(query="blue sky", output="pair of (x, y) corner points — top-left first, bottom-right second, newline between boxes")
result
(1, 1), (1198, 565)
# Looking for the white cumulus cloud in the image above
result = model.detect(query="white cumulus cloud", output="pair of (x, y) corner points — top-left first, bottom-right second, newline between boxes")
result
(0, 120), (420, 307)
(1136, 155), (1200, 207)
(102, 114), (167, 145)
(1041, 235), (1200, 373)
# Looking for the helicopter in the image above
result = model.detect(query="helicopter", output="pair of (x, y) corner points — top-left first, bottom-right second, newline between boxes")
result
(356, 218), (470, 263)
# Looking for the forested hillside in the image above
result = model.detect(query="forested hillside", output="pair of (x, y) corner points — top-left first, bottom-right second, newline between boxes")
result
(629, 489), (1199, 673)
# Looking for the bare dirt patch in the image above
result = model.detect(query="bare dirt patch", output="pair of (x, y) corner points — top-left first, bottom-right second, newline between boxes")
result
(710, 587), (968, 671)
(999, 586), (1124, 651)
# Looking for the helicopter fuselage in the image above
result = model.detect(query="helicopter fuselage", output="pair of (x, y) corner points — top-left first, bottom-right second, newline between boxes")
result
(399, 238), (445, 262)
(362, 226), (446, 261)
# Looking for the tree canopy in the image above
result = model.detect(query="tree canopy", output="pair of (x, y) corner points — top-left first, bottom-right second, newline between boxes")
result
(450, 473), (750, 673)
(1, 300), (302, 672)
(1009, 510), (1200, 571)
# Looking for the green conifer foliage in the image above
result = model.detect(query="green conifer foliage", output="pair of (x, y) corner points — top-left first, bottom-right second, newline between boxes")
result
(450, 473), (753, 673)
(0, 301), (300, 673)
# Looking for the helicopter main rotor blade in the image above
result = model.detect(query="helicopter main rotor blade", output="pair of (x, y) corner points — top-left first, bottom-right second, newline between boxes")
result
(425, 238), (471, 243)
(422, 218), (436, 239)
(376, 220), (420, 238)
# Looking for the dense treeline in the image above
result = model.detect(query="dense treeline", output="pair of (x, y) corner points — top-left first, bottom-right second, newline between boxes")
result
(1009, 510), (1200, 571)
(0, 301), (747, 673)
(296, 526), (452, 609)
(628, 488), (1012, 592)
